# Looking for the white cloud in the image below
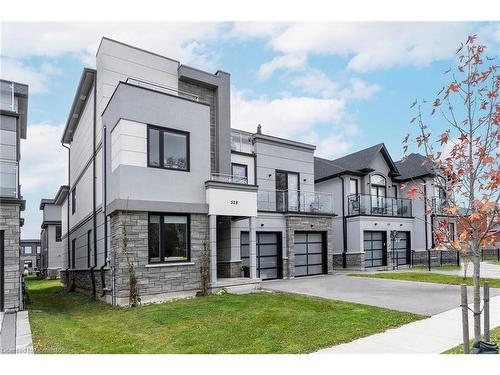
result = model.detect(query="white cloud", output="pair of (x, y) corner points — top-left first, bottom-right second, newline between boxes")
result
(20, 123), (67, 193)
(0, 58), (61, 94)
(304, 132), (354, 159)
(291, 70), (380, 100)
(256, 54), (306, 80)
(268, 22), (482, 73)
(224, 22), (285, 40)
(1, 22), (226, 71)
(231, 90), (345, 138)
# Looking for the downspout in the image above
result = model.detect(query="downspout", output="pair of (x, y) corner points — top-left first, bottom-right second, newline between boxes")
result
(338, 176), (347, 268)
(62, 143), (71, 286)
(421, 178), (429, 250)
(100, 121), (110, 301)
(90, 75), (97, 298)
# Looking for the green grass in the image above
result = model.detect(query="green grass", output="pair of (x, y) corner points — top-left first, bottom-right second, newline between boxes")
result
(412, 265), (461, 271)
(488, 261), (500, 266)
(25, 277), (423, 354)
(348, 272), (500, 288)
(444, 326), (500, 354)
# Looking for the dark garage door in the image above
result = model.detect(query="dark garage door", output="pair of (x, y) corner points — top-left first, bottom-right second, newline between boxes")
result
(364, 231), (387, 268)
(294, 232), (326, 277)
(241, 232), (282, 280)
(393, 231), (410, 265)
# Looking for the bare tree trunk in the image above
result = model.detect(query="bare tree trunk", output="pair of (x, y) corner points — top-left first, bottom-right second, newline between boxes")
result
(472, 249), (481, 344)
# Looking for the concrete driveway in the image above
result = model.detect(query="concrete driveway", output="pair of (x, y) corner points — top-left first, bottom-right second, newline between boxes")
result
(263, 274), (500, 316)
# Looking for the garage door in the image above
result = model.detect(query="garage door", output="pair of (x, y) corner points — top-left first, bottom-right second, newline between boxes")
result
(1, 230), (4, 312)
(294, 232), (326, 277)
(241, 232), (282, 280)
(393, 231), (410, 266)
(364, 231), (387, 268)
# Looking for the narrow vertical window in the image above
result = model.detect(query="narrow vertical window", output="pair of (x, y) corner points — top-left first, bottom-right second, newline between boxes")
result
(350, 179), (358, 195)
(71, 239), (76, 269)
(148, 128), (160, 167)
(55, 225), (62, 242)
(148, 215), (161, 263)
(71, 188), (76, 214)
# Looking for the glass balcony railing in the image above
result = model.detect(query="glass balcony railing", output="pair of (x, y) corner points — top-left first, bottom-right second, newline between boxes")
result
(258, 189), (334, 215)
(0, 81), (18, 112)
(348, 194), (412, 217)
(210, 173), (248, 185)
(231, 131), (253, 153)
(0, 160), (19, 198)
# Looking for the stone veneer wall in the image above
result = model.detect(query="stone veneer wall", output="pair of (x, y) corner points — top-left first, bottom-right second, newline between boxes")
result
(61, 268), (111, 301)
(0, 203), (20, 311)
(110, 211), (208, 305)
(284, 215), (334, 278)
(332, 253), (364, 270)
(178, 80), (216, 174)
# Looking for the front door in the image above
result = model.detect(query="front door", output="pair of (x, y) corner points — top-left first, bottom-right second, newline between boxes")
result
(276, 171), (299, 212)
(364, 231), (387, 268)
(393, 231), (410, 266)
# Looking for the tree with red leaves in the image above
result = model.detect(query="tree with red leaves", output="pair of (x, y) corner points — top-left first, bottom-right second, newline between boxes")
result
(403, 35), (499, 349)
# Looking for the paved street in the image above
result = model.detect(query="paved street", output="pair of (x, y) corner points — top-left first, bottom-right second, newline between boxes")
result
(264, 273), (500, 315)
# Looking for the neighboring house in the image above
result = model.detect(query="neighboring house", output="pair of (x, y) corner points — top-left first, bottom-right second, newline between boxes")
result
(39, 187), (66, 279)
(315, 146), (457, 270)
(0, 79), (28, 312)
(58, 38), (334, 306)
(19, 239), (40, 273)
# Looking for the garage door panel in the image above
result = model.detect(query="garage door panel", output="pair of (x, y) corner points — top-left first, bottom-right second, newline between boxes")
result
(259, 256), (278, 268)
(259, 244), (278, 256)
(308, 253), (323, 264)
(294, 243), (307, 254)
(240, 231), (282, 281)
(308, 265), (323, 275)
(258, 233), (277, 244)
(260, 268), (278, 280)
(294, 233), (307, 242)
(295, 254), (307, 266)
(307, 242), (323, 253)
(364, 231), (387, 268)
(295, 265), (308, 277)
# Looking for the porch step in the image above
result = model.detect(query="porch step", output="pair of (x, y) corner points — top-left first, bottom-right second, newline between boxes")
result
(210, 278), (261, 294)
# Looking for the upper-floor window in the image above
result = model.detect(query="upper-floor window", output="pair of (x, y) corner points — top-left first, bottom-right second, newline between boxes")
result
(231, 163), (248, 184)
(36, 246), (41, 254)
(370, 174), (386, 197)
(71, 188), (76, 215)
(148, 126), (189, 171)
(350, 178), (359, 195)
(231, 131), (252, 153)
(24, 246), (32, 254)
(55, 225), (62, 242)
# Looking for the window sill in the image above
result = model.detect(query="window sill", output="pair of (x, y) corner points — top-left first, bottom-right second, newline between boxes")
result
(145, 262), (194, 268)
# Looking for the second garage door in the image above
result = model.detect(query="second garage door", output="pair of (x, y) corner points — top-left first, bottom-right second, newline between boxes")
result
(294, 232), (326, 277)
(241, 232), (282, 280)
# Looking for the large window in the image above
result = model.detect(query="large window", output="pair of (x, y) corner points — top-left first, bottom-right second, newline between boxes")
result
(148, 126), (189, 171)
(24, 246), (32, 254)
(370, 174), (387, 197)
(148, 213), (190, 263)
(71, 188), (76, 214)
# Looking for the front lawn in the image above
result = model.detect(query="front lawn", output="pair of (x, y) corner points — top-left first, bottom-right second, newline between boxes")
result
(26, 277), (422, 354)
(444, 326), (500, 354)
(349, 272), (500, 288)
(412, 265), (461, 271)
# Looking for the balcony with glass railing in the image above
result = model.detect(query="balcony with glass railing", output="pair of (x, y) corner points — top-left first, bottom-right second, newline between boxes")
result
(0, 160), (19, 198)
(210, 173), (248, 185)
(431, 196), (453, 215)
(258, 189), (334, 215)
(0, 81), (18, 113)
(348, 194), (412, 217)
(231, 131), (253, 154)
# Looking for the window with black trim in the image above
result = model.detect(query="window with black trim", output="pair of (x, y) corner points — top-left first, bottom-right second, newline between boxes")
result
(148, 126), (189, 171)
(148, 213), (190, 263)
(350, 178), (358, 195)
(55, 225), (62, 242)
(231, 163), (248, 184)
(71, 188), (76, 214)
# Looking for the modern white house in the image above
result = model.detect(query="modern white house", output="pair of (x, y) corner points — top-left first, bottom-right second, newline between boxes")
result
(315, 145), (457, 269)
(0, 79), (29, 312)
(39, 186), (66, 279)
(58, 37), (335, 306)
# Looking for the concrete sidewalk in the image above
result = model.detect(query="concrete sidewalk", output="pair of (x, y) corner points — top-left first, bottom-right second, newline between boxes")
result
(0, 311), (34, 354)
(317, 294), (500, 354)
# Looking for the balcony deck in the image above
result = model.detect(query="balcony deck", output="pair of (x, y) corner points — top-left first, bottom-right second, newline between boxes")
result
(347, 194), (412, 218)
(258, 189), (334, 215)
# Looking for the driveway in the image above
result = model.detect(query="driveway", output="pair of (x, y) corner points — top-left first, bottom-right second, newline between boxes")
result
(263, 274), (500, 316)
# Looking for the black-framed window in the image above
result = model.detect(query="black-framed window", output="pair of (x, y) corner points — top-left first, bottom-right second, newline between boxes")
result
(148, 126), (189, 171)
(370, 174), (387, 197)
(55, 225), (62, 242)
(71, 238), (76, 269)
(231, 163), (248, 184)
(350, 178), (359, 195)
(87, 230), (92, 268)
(392, 184), (398, 199)
(148, 213), (190, 263)
(71, 188), (76, 214)
(448, 222), (455, 241)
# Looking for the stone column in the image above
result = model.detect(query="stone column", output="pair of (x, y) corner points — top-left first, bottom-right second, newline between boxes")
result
(209, 215), (217, 283)
(249, 216), (257, 279)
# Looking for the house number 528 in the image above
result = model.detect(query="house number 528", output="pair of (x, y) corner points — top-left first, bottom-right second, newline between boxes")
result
(230, 200), (239, 205)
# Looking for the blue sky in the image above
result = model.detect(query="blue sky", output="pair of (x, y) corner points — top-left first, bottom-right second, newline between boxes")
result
(1, 22), (498, 238)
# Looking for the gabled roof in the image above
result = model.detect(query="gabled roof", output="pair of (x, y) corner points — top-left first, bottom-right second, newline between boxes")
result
(394, 153), (437, 181)
(314, 143), (400, 182)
